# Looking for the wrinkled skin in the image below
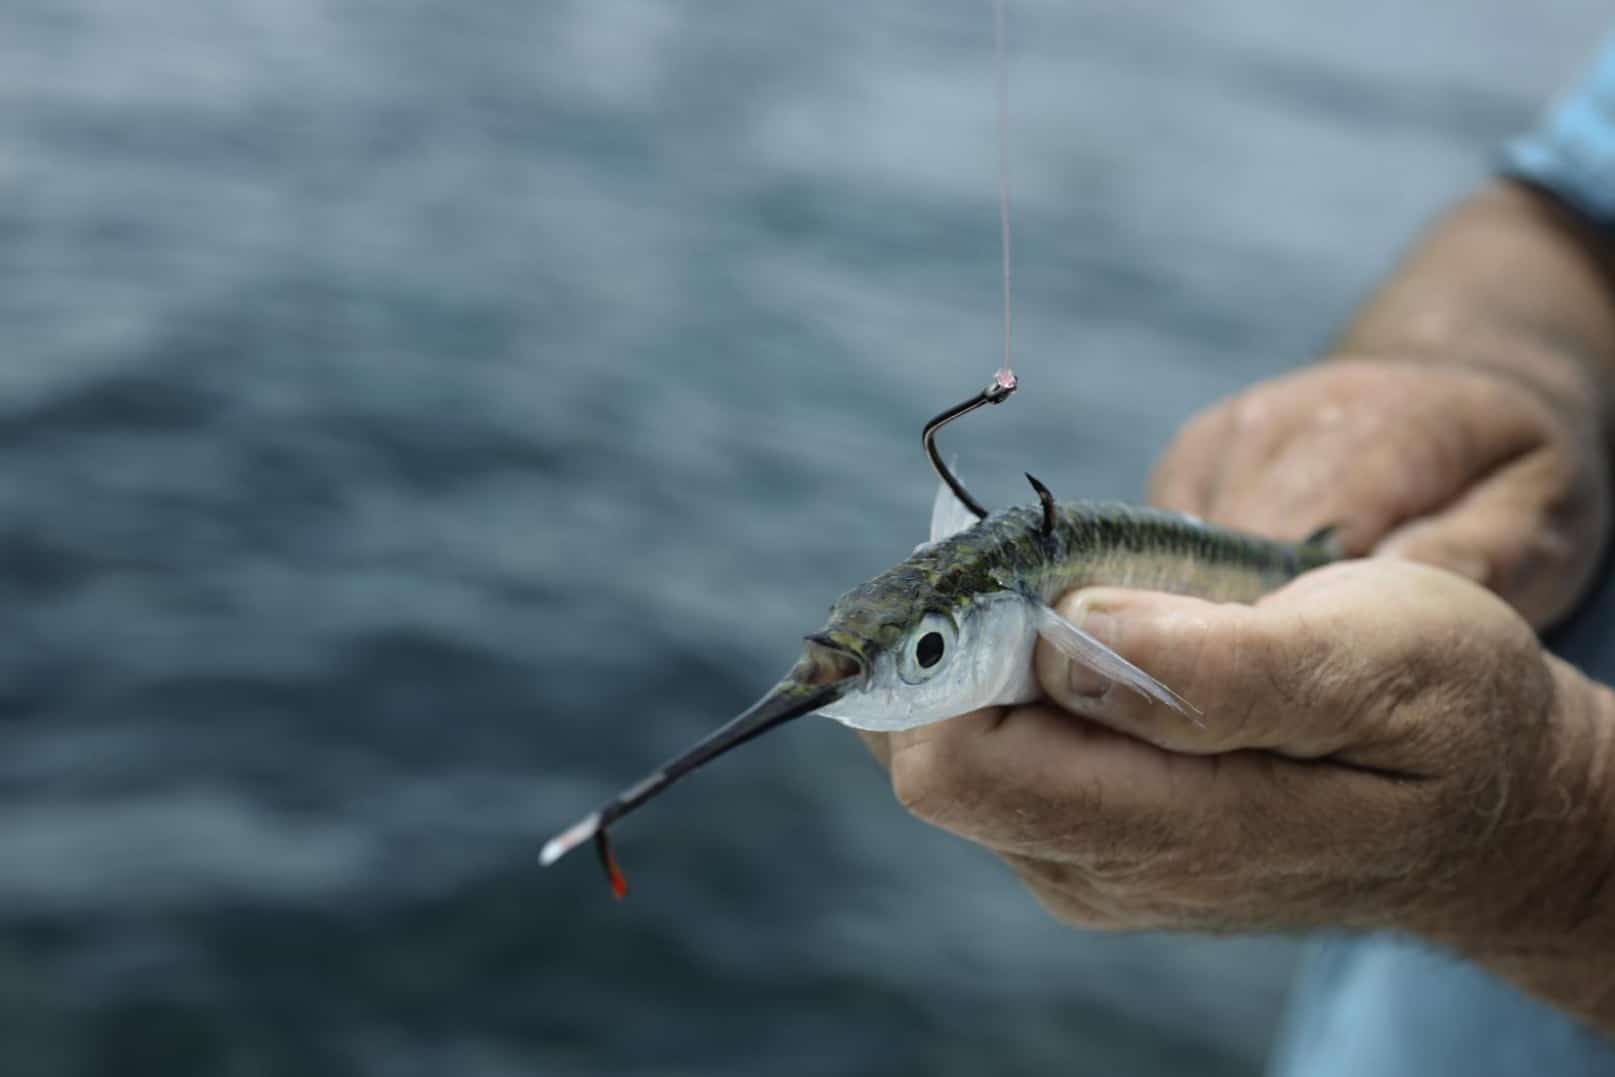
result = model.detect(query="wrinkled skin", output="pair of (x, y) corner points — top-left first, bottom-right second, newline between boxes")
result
(861, 176), (1615, 1029)
(858, 358), (1615, 943)
(1149, 358), (1610, 629)
(869, 562), (1615, 946)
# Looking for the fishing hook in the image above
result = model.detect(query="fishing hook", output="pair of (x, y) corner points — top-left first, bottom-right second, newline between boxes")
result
(922, 370), (1018, 520)
(1024, 472), (1056, 537)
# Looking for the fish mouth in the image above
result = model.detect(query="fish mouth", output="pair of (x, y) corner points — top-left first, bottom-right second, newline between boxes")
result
(538, 645), (862, 896)
(800, 633), (866, 686)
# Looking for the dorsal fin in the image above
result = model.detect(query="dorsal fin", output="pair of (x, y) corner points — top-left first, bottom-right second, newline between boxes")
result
(1024, 473), (1055, 537)
(928, 469), (979, 544)
(1303, 523), (1343, 550)
(1301, 523), (1346, 562)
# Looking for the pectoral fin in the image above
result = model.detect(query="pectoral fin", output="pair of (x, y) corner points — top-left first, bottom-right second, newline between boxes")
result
(1032, 603), (1201, 721)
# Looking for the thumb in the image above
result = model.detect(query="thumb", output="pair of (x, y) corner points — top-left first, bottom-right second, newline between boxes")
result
(1035, 587), (1340, 757)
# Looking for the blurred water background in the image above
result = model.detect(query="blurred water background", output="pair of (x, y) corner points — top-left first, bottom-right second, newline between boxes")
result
(1, 1), (1610, 1074)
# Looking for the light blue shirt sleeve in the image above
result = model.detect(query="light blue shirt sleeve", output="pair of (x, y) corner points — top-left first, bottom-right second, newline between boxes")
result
(1504, 40), (1615, 226)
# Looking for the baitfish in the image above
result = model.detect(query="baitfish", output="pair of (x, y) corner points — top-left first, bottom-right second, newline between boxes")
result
(539, 472), (1342, 896)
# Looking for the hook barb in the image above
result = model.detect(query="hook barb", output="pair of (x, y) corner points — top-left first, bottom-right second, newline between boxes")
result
(1025, 472), (1055, 537)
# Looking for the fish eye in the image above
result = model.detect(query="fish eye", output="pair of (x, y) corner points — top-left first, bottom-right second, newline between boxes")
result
(899, 612), (957, 684)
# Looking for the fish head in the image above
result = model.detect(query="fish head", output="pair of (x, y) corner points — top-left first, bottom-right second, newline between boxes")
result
(538, 557), (1035, 884)
(803, 565), (1036, 733)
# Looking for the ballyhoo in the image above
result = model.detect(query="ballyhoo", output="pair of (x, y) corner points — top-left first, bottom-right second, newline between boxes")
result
(538, 373), (1342, 896)
(540, 1), (1340, 895)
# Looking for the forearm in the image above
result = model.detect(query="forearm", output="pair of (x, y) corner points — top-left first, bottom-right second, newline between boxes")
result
(1333, 179), (1615, 446)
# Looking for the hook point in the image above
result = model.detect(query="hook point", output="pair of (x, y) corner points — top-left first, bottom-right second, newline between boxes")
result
(1025, 472), (1055, 536)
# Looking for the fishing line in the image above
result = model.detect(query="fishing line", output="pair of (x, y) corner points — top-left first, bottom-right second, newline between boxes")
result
(922, 0), (1018, 519)
(994, 0), (1013, 386)
(545, 2), (1031, 895)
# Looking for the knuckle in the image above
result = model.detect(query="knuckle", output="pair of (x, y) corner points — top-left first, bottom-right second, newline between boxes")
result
(889, 739), (977, 824)
(1171, 608), (1246, 741)
(1253, 611), (1335, 737)
(1174, 612), (1217, 707)
(1079, 847), (1159, 886)
(1026, 886), (1115, 931)
(1150, 408), (1234, 506)
(1006, 856), (1121, 930)
(1175, 402), (1230, 449)
(1232, 388), (1278, 434)
(1190, 608), (1309, 747)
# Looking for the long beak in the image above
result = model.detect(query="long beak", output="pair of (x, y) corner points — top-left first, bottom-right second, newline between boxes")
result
(539, 642), (859, 897)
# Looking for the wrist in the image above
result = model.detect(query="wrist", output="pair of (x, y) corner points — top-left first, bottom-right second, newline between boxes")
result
(1448, 659), (1615, 1029)
(1327, 179), (1615, 453)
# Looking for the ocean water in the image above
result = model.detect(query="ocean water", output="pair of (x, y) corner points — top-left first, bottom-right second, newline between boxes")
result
(1, 1), (1609, 1074)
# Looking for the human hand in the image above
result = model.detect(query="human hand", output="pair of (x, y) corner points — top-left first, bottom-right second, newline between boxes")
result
(868, 559), (1614, 945)
(1149, 359), (1610, 628)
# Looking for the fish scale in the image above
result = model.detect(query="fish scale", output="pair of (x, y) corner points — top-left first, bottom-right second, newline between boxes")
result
(827, 500), (1332, 663)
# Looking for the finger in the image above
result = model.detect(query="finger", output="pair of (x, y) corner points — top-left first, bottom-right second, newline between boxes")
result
(888, 692), (1429, 899)
(886, 703), (1209, 857)
(1191, 363), (1547, 549)
(1010, 751), (1434, 933)
(1376, 447), (1609, 629)
(1034, 585), (1353, 758)
(1186, 385), (1332, 536)
(1149, 373), (1358, 538)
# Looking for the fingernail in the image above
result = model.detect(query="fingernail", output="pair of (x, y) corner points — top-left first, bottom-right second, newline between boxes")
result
(1066, 607), (1118, 699)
